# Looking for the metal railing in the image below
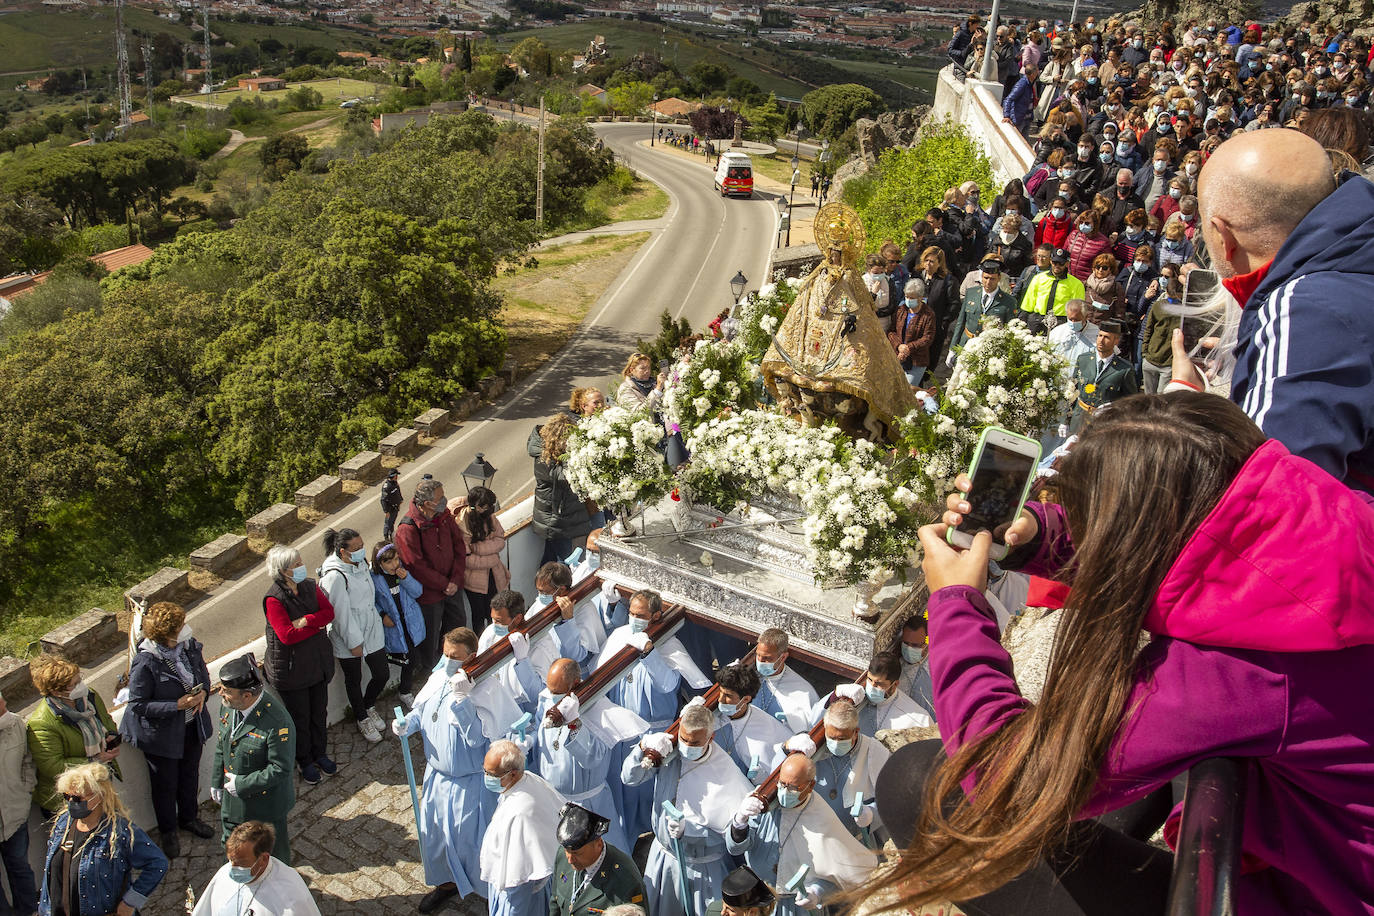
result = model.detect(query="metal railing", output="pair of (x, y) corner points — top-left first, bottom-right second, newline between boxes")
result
(1166, 757), (1245, 916)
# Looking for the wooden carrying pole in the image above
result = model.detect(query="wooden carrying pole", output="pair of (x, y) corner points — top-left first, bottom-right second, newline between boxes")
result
(751, 670), (867, 807)
(461, 575), (601, 683)
(665, 647), (757, 740)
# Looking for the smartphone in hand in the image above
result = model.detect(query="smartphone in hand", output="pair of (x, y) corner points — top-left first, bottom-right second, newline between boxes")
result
(947, 427), (1041, 561)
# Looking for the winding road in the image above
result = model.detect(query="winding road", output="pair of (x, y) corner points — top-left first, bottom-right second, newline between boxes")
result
(83, 118), (780, 694)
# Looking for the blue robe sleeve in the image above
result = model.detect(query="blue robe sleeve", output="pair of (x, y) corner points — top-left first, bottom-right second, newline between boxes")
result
(552, 619), (590, 666)
(563, 723), (608, 770)
(640, 649), (680, 693)
(621, 745), (653, 786)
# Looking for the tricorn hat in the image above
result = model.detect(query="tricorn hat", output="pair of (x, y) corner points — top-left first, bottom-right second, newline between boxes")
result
(219, 653), (262, 690)
(721, 865), (775, 907)
(557, 803), (610, 849)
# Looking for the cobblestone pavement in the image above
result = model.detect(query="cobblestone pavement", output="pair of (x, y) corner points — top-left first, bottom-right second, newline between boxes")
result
(142, 716), (488, 915)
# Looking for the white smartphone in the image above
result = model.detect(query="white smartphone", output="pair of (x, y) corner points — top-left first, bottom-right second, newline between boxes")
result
(946, 427), (1042, 561)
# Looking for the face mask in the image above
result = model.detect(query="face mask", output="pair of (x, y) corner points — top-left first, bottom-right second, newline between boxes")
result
(535, 592), (554, 607)
(1051, 207), (1066, 219)
(1181, 212), (1195, 222)
(1069, 319), (1086, 331)
(1153, 160), (1167, 172)
(827, 737), (855, 757)
(349, 547), (366, 564)
(1158, 121), (1172, 133)
(865, 685), (888, 704)
(66, 797), (92, 820)
(1186, 87), (1199, 97)
(1169, 187), (1183, 199)
(1317, 91), (1333, 100)
(1116, 142), (1131, 156)
(177, 624), (193, 644)
(1133, 39), (1143, 49)
(1077, 146), (1091, 160)
(1078, 223), (1093, 234)
(1000, 232), (1017, 245)
(756, 660), (777, 677)
(1266, 63), (1274, 70)
(1099, 152), (1114, 163)
(1087, 77), (1099, 85)
(901, 644), (923, 664)
(229, 865), (255, 884)
(1185, 163), (1199, 176)
(718, 701), (740, 718)
(1151, 105), (1163, 116)
(67, 681), (89, 705)
(1316, 67), (1328, 76)
(777, 786), (803, 809)
(1004, 210), (1017, 220)
(491, 623), (510, 638)
(1165, 239), (1182, 250)
(441, 656), (463, 676)
(484, 773), (506, 793)
(291, 565), (307, 584)
(1126, 227), (1144, 238)
(628, 616), (650, 634)
(1057, 168), (1072, 179)
(1134, 261), (1150, 273)
(680, 742), (707, 761)
(1348, 97), (1361, 106)
(1292, 92), (1301, 101)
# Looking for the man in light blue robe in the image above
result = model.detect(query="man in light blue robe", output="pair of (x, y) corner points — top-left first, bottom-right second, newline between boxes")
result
(801, 701), (890, 847)
(750, 628), (820, 733)
(896, 615), (935, 718)
(620, 704), (753, 916)
(712, 661), (790, 786)
(480, 739), (565, 916)
(392, 628), (494, 914)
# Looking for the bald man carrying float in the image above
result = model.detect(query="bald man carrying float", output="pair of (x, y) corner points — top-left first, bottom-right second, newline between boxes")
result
(1174, 129), (1374, 492)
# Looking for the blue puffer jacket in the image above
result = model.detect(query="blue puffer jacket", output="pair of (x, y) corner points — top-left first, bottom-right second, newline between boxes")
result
(371, 569), (426, 656)
(39, 813), (167, 915)
(1230, 173), (1374, 493)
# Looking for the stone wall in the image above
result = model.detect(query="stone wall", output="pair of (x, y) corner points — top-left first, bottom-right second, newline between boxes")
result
(931, 66), (1034, 186)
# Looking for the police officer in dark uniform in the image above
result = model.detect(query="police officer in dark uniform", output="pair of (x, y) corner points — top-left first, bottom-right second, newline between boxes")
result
(380, 467), (403, 539)
(948, 254), (1019, 360)
(706, 865), (777, 916)
(549, 803), (647, 916)
(212, 654), (297, 863)
(1070, 319), (1140, 433)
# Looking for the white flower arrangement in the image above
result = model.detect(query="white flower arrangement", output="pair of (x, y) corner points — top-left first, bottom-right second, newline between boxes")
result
(564, 404), (672, 509)
(736, 275), (798, 360)
(660, 338), (760, 440)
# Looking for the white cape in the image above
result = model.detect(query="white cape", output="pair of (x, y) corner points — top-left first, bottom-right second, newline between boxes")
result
(480, 772), (567, 891)
(524, 593), (607, 656)
(413, 667), (525, 740)
(677, 745), (754, 834)
(191, 858), (320, 916)
(842, 735), (891, 808)
(596, 628), (711, 690)
(778, 795), (880, 891)
(581, 696), (649, 746)
(873, 690), (932, 732)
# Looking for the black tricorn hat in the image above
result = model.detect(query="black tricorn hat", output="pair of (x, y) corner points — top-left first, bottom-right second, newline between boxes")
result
(219, 653), (262, 690)
(721, 865), (775, 906)
(557, 803), (610, 849)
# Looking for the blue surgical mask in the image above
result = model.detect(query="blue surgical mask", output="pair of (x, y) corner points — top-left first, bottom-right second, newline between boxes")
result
(1087, 76), (1099, 84)
(484, 773), (506, 793)
(865, 685), (888, 704)
(756, 660), (777, 678)
(290, 565), (307, 583)
(827, 737), (855, 757)
(628, 616), (650, 634)
(1116, 142), (1131, 156)
(349, 547), (366, 564)
(229, 865), (255, 884)
(1070, 319), (1086, 331)
(1099, 152), (1114, 163)
(777, 786), (803, 808)
(1158, 120), (1172, 133)
(1078, 223), (1093, 234)
(901, 644), (923, 664)
(1051, 207), (1066, 219)
(441, 656), (463, 676)
(718, 701), (740, 718)
(491, 623), (509, 638)
(680, 742), (707, 761)
(535, 592), (554, 607)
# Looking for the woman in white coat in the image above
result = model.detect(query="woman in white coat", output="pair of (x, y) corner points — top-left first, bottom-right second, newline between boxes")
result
(320, 527), (388, 743)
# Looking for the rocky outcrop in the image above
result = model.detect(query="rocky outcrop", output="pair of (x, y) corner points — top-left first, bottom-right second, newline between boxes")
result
(853, 106), (932, 166)
(1137, 0), (1259, 27)
(1281, 0), (1374, 37)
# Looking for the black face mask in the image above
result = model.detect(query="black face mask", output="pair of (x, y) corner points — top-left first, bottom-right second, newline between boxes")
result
(67, 797), (93, 819)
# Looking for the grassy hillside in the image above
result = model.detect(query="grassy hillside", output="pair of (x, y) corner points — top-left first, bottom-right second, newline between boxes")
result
(0, 6), (193, 74)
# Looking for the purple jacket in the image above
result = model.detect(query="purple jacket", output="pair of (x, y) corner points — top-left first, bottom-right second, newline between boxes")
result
(928, 439), (1374, 914)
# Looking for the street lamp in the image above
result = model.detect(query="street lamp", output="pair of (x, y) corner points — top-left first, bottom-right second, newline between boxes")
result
(461, 452), (497, 493)
(651, 93), (658, 145)
(787, 153), (800, 247)
(730, 270), (748, 304)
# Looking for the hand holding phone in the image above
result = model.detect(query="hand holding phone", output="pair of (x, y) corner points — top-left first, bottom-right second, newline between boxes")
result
(944, 428), (1041, 561)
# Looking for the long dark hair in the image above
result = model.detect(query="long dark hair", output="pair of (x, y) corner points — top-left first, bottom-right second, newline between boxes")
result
(465, 486), (498, 544)
(322, 527), (361, 557)
(854, 393), (1265, 909)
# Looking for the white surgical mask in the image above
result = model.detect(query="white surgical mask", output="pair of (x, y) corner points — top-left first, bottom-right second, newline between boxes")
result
(1079, 223), (1093, 233)
(628, 616), (650, 634)
(1185, 163), (1199, 176)
(1152, 160), (1167, 172)
(1051, 207), (1066, 219)
(1169, 187), (1183, 199)
(1000, 231), (1017, 244)
(680, 742), (707, 761)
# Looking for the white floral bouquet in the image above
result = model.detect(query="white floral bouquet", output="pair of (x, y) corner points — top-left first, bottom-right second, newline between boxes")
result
(735, 272), (798, 360)
(895, 318), (1073, 504)
(564, 405), (673, 509)
(660, 338), (761, 440)
(683, 410), (922, 583)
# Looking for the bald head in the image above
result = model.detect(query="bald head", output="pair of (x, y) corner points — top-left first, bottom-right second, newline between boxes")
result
(547, 658), (580, 695)
(779, 752), (816, 787)
(1198, 129), (1335, 277)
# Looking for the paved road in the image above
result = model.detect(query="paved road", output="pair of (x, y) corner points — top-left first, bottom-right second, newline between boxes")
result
(84, 119), (778, 696)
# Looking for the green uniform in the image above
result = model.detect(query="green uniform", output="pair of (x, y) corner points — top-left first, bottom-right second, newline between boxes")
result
(213, 689), (296, 862)
(548, 841), (647, 916)
(949, 286), (1017, 344)
(1071, 351), (1139, 433)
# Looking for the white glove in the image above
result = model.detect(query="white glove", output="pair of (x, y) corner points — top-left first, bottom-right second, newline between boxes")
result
(666, 816), (687, 839)
(600, 579), (619, 601)
(514, 732), (535, 755)
(392, 716), (417, 738)
(628, 632), (652, 652)
(685, 695), (706, 709)
(945, 349), (958, 369)
(834, 683), (866, 705)
(795, 888), (821, 909)
(642, 732), (675, 759)
(210, 787), (223, 804)
(785, 734), (817, 757)
(855, 805), (875, 828)
(448, 670), (473, 700)
(224, 773), (239, 797)
(508, 631), (530, 661)
(552, 694), (580, 726)
(733, 795), (765, 827)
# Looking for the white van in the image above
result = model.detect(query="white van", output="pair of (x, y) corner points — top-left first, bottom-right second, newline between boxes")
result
(713, 152), (754, 198)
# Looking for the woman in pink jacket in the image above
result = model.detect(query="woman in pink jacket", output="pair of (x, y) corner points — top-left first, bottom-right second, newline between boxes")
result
(1064, 208), (1112, 281)
(864, 393), (1374, 916)
(450, 486), (509, 636)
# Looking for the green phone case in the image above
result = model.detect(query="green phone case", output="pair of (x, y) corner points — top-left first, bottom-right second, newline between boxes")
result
(946, 426), (1042, 549)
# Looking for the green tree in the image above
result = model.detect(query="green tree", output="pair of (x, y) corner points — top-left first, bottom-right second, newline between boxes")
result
(742, 94), (787, 143)
(259, 133), (311, 180)
(511, 37), (553, 78)
(801, 83), (884, 141)
(608, 81), (654, 117)
(688, 60), (729, 93)
(282, 86), (324, 111)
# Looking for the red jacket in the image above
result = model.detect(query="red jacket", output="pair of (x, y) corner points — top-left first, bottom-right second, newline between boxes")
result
(1066, 229), (1111, 281)
(394, 503), (468, 605)
(1035, 213), (1072, 250)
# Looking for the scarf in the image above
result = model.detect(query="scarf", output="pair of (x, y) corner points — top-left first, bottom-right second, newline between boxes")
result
(146, 640), (196, 723)
(47, 696), (105, 758)
(629, 375), (655, 397)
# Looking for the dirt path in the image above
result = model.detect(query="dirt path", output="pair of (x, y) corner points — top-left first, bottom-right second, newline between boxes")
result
(210, 128), (248, 160)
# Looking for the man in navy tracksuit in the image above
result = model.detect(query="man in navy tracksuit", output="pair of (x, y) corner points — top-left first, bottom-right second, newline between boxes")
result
(1185, 130), (1374, 492)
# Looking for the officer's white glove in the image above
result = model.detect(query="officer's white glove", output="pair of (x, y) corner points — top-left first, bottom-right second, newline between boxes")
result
(685, 695), (706, 709)
(628, 632), (653, 652)
(733, 795), (765, 828)
(834, 683), (866, 705)
(224, 774), (239, 797)
(666, 816), (687, 839)
(448, 670), (473, 700)
(784, 734), (817, 757)
(210, 787), (223, 804)
(855, 804), (875, 828)
(551, 694), (580, 727)
(642, 732), (675, 759)
(600, 579), (620, 602)
(392, 716), (418, 738)
(945, 349), (958, 369)
(508, 631), (530, 661)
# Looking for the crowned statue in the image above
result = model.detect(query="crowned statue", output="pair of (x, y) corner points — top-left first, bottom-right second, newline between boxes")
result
(761, 202), (917, 441)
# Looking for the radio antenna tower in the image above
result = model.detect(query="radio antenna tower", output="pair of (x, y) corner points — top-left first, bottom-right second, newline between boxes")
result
(142, 40), (155, 126)
(202, 2), (212, 92)
(114, 0), (133, 129)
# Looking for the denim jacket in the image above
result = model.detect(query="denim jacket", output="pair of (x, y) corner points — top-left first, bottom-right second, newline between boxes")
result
(39, 813), (168, 915)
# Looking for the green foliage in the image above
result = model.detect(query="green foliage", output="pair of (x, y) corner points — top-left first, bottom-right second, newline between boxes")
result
(282, 86), (324, 112)
(66, 223), (130, 257)
(800, 83), (884, 140)
(0, 138), (190, 228)
(607, 80), (654, 116)
(259, 133), (310, 180)
(177, 126), (231, 160)
(0, 276), (103, 344)
(635, 310), (694, 368)
(741, 94), (787, 144)
(512, 37), (553, 78)
(852, 117), (994, 252)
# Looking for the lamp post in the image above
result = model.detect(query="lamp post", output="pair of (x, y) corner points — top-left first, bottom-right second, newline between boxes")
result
(461, 452), (497, 494)
(730, 270), (748, 306)
(979, 0), (1003, 83)
(787, 152), (800, 247)
(651, 93), (658, 145)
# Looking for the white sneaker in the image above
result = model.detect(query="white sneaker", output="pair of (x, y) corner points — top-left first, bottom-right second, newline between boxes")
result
(366, 707), (385, 730)
(398, 692), (415, 709)
(358, 718), (382, 744)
